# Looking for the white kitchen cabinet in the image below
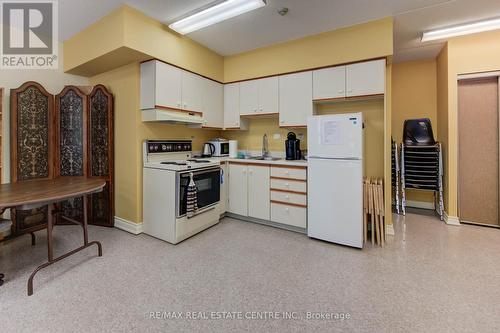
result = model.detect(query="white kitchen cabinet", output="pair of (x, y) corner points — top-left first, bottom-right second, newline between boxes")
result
(279, 71), (313, 127)
(203, 79), (223, 128)
(248, 165), (270, 220)
(141, 60), (182, 110)
(271, 203), (307, 228)
(239, 80), (259, 115)
(228, 163), (248, 216)
(257, 77), (279, 114)
(219, 162), (229, 214)
(181, 71), (204, 112)
(239, 77), (279, 115)
(224, 83), (248, 130)
(313, 66), (346, 100)
(346, 59), (385, 97)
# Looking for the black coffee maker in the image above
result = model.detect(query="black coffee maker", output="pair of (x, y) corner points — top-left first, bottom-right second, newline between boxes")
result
(285, 132), (301, 160)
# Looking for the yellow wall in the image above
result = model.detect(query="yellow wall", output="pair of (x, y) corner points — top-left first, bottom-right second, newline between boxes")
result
(90, 63), (221, 223)
(224, 17), (393, 82)
(392, 59), (438, 204)
(65, 6), (224, 81)
(436, 45), (449, 213)
(437, 29), (500, 219)
(224, 117), (307, 152)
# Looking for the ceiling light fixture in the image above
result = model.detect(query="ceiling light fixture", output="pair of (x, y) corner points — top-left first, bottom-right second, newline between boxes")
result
(422, 17), (500, 42)
(169, 0), (266, 35)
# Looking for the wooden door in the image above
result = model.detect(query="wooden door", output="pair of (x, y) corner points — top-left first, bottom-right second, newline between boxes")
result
(88, 85), (114, 227)
(248, 165), (270, 220)
(55, 86), (88, 223)
(228, 163), (248, 216)
(458, 77), (499, 226)
(10, 81), (54, 234)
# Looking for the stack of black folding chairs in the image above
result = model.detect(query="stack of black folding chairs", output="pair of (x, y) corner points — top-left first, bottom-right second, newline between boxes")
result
(398, 118), (443, 220)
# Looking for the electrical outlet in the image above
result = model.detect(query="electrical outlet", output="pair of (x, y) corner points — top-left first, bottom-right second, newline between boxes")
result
(273, 133), (281, 140)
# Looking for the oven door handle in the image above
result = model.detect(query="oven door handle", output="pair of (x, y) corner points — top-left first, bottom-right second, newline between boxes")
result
(179, 167), (220, 177)
(187, 205), (216, 219)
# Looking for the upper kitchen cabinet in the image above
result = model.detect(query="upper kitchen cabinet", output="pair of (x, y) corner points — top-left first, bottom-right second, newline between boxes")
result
(239, 77), (279, 115)
(346, 59), (385, 97)
(202, 79), (224, 128)
(181, 71), (204, 112)
(313, 66), (346, 100)
(279, 71), (313, 127)
(141, 60), (182, 110)
(224, 83), (248, 130)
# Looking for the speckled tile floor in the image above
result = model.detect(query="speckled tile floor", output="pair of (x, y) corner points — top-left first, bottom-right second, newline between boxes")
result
(1, 213), (500, 333)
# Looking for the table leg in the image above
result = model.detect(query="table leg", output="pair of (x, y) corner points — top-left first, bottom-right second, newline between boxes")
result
(27, 195), (103, 296)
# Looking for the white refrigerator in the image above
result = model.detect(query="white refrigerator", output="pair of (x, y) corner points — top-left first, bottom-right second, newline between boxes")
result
(307, 113), (363, 248)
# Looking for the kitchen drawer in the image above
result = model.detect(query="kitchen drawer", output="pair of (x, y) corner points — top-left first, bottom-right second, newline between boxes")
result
(271, 166), (306, 180)
(271, 190), (307, 205)
(270, 178), (307, 193)
(271, 203), (307, 228)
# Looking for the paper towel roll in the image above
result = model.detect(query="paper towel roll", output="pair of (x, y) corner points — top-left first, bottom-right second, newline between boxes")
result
(229, 140), (238, 158)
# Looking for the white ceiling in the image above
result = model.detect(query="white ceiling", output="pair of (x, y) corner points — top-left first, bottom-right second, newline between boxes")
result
(59, 0), (500, 62)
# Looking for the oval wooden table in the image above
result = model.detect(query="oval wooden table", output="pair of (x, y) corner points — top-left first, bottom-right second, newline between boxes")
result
(0, 177), (106, 295)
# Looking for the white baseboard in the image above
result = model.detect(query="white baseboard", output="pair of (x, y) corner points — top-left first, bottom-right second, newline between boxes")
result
(444, 212), (460, 226)
(114, 217), (143, 234)
(386, 223), (395, 236)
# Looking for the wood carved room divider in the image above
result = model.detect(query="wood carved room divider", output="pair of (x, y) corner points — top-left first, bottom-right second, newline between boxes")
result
(10, 82), (114, 236)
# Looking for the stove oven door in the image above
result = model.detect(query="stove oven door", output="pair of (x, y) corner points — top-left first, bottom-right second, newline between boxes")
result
(177, 167), (221, 217)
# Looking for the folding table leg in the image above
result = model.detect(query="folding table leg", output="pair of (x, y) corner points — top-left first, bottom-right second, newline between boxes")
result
(27, 194), (103, 296)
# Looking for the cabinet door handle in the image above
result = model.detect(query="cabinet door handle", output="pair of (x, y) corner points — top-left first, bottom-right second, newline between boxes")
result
(285, 195), (290, 199)
(242, 170), (246, 174)
(285, 183), (290, 187)
(249, 169), (253, 174)
(280, 120), (284, 124)
(285, 171), (290, 175)
(285, 208), (290, 212)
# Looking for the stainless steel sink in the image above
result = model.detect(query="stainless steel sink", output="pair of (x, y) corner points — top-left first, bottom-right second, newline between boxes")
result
(248, 156), (282, 161)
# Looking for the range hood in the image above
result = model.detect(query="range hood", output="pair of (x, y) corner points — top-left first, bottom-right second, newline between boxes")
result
(142, 108), (204, 126)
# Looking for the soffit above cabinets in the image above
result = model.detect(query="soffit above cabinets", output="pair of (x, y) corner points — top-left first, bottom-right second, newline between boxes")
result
(60, 0), (500, 62)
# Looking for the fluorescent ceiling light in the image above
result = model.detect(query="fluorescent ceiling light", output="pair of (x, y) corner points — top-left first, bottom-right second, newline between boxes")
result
(422, 17), (500, 42)
(169, 0), (266, 35)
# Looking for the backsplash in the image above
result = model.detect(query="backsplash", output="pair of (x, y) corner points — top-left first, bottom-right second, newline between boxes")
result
(222, 116), (307, 152)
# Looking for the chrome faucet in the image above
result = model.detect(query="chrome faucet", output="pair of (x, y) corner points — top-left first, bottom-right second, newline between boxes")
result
(262, 134), (269, 158)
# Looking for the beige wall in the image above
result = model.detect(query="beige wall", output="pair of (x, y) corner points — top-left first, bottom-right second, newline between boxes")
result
(392, 59), (438, 204)
(90, 63), (221, 223)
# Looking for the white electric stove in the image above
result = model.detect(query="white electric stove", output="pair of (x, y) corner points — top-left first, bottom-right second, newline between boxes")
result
(142, 140), (221, 244)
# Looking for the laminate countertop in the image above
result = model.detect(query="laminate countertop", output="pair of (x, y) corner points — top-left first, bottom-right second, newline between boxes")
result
(211, 157), (308, 167)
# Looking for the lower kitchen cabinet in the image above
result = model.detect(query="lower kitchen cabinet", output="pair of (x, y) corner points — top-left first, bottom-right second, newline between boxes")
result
(228, 163), (248, 216)
(248, 165), (270, 220)
(271, 203), (307, 228)
(228, 162), (270, 219)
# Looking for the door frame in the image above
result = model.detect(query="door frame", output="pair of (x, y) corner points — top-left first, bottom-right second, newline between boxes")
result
(457, 74), (500, 227)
